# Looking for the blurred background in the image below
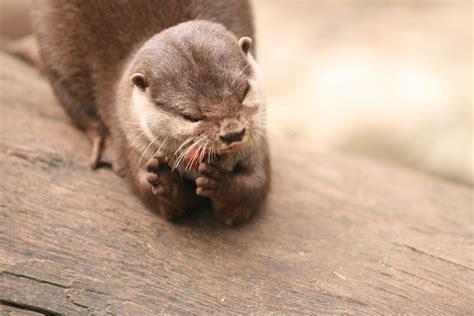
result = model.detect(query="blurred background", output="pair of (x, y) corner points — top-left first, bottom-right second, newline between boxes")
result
(1, 0), (472, 185)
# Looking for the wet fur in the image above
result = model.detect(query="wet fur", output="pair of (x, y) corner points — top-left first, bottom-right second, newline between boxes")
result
(32, 0), (270, 224)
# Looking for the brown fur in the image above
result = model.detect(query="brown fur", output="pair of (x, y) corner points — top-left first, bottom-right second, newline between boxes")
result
(32, 0), (270, 225)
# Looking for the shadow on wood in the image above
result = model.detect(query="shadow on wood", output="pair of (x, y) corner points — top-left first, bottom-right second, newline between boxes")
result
(0, 52), (472, 314)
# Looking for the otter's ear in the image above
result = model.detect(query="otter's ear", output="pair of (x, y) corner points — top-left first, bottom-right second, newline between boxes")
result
(238, 37), (252, 55)
(130, 73), (148, 91)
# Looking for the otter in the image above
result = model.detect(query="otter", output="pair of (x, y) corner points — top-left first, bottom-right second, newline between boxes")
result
(31, 0), (270, 225)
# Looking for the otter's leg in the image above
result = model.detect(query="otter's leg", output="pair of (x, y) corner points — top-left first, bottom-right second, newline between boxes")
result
(195, 158), (270, 225)
(139, 153), (204, 220)
(46, 75), (119, 170)
(83, 122), (126, 176)
(83, 120), (107, 168)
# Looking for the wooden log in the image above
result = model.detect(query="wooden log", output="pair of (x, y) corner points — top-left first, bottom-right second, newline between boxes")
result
(0, 52), (472, 314)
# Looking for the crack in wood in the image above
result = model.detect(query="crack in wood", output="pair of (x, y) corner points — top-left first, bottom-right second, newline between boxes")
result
(65, 294), (90, 311)
(0, 299), (63, 316)
(391, 242), (474, 272)
(380, 257), (447, 289)
(2, 271), (71, 289)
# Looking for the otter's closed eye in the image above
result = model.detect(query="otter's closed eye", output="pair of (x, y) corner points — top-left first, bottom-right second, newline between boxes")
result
(182, 113), (201, 123)
(154, 98), (202, 122)
(240, 83), (250, 103)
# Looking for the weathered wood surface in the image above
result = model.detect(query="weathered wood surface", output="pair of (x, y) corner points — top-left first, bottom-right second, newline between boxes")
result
(0, 51), (473, 315)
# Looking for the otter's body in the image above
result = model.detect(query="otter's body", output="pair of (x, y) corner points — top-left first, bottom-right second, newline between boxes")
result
(32, 0), (270, 224)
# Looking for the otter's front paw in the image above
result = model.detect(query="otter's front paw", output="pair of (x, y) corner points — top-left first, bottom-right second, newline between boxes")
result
(196, 162), (253, 226)
(195, 163), (223, 198)
(145, 153), (172, 197)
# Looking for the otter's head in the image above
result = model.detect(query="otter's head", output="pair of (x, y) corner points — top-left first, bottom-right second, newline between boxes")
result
(127, 21), (265, 171)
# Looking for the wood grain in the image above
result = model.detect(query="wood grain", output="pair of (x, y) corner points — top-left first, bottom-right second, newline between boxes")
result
(0, 52), (473, 315)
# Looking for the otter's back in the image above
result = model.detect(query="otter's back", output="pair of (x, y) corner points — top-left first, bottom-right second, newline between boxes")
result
(32, 0), (254, 126)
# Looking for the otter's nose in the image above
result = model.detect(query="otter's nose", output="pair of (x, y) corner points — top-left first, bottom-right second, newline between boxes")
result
(220, 128), (245, 144)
